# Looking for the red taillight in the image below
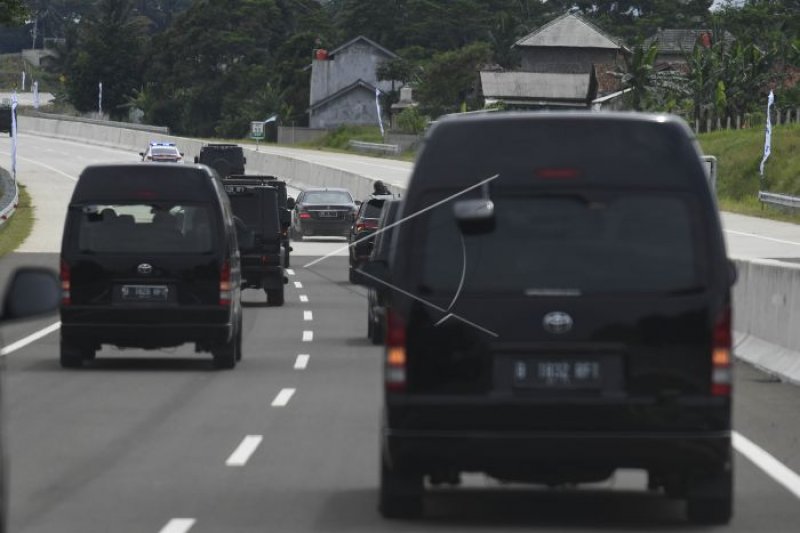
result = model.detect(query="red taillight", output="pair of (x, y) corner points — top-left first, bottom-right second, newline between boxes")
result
(365, 220), (379, 230)
(535, 167), (580, 179)
(60, 258), (71, 305)
(355, 223), (365, 232)
(385, 309), (407, 392)
(220, 260), (232, 306)
(299, 212), (312, 220)
(711, 307), (732, 396)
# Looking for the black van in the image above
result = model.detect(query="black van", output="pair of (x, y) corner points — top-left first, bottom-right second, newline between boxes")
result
(364, 199), (400, 344)
(60, 163), (243, 369)
(229, 174), (292, 267)
(223, 179), (287, 305)
(363, 113), (735, 524)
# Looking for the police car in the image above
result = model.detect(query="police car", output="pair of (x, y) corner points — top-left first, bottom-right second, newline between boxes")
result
(140, 141), (184, 163)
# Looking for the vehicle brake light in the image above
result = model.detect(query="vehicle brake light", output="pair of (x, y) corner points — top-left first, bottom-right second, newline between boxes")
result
(220, 260), (232, 306)
(711, 307), (732, 396)
(60, 258), (71, 305)
(355, 223), (365, 232)
(299, 212), (312, 220)
(535, 167), (580, 179)
(385, 309), (407, 392)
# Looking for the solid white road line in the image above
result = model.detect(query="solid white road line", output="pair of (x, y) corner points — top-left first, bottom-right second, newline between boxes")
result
(286, 269), (295, 276)
(225, 435), (263, 467)
(158, 518), (196, 533)
(733, 431), (800, 499)
(0, 322), (61, 357)
(294, 354), (310, 370)
(725, 229), (800, 247)
(0, 150), (78, 181)
(271, 388), (296, 407)
(294, 281), (303, 289)
(303, 310), (313, 321)
(299, 295), (309, 303)
(302, 330), (313, 342)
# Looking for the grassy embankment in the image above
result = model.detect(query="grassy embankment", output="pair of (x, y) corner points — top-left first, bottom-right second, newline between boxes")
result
(0, 184), (34, 257)
(698, 122), (800, 223)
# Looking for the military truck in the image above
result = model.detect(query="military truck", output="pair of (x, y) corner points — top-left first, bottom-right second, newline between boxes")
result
(228, 174), (293, 267)
(195, 144), (247, 178)
(223, 180), (286, 306)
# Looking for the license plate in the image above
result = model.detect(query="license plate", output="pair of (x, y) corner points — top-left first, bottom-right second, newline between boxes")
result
(318, 211), (338, 218)
(514, 358), (603, 389)
(121, 284), (169, 301)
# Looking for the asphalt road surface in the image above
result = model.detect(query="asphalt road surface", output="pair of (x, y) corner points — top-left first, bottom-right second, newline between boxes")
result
(0, 134), (799, 532)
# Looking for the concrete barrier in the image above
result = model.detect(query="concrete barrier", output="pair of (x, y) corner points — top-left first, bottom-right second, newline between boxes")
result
(15, 113), (800, 385)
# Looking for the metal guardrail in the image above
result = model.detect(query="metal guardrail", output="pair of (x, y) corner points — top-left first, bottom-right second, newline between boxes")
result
(0, 167), (18, 228)
(348, 140), (400, 154)
(759, 191), (800, 210)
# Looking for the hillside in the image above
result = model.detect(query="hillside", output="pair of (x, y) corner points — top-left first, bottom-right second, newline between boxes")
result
(699, 122), (800, 221)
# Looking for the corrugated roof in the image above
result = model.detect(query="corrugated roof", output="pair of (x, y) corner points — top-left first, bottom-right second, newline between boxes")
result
(515, 13), (623, 50)
(480, 72), (591, 101)
(644, 29), (736, 53)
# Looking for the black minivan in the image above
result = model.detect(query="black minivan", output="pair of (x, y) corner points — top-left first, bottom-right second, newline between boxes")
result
(363, 112), (735, 524)
(60, 163), (243, 369)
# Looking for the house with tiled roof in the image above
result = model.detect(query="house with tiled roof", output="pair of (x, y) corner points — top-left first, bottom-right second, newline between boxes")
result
(480, 13), (629, 110)
(644, 29), (737, 70)
(308, 35), (401, 128)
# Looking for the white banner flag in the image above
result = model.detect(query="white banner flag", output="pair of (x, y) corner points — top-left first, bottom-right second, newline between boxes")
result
(11, 91), (18, 181)
(21, 71), (25, 92)
(33, 81), (40, 109)
(98, 82), (103, 115)
(760, 90), (774, 176)
(375, 86), (384, 137)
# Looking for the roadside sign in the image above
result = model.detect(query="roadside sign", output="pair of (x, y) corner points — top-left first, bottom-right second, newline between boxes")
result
(250, 121), (265, 140)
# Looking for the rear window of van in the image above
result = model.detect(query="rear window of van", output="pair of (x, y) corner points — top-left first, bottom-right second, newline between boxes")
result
(76, 203), (216, 254)
(416, 193), (703, 295)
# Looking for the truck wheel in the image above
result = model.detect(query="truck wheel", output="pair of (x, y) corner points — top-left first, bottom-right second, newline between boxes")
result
(284, 252), (291, 268)
(379, 452), (424, 519)
(267, 287), (285, 307)
(686, 470), (732, 525)
(212, 329), (239, 369)
(370, 318), (384, 345)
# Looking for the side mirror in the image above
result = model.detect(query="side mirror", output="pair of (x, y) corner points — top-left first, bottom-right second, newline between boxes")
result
(453, 199), (495, 235)
(243, 157), (247, 165)
(139, 152), (144, 157)
(194, 156), (199, 164)
(728, 259), (738, 287)
(287, 197), (296, 210)
(2, 267), (60, 322)
(355, 200), (363, 206)
(356, 260), (390, 288)
(180, 152), (185, 157)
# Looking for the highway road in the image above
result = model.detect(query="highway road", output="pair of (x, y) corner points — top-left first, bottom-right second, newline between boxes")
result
(0, 134), (799, 532)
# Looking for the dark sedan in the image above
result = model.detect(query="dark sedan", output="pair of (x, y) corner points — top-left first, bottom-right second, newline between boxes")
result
(290, 188), (356, 240)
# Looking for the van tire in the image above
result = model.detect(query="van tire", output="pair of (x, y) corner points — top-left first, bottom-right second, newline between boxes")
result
(60, 343), (86, 369)
(284, 252), (290, 268)
(212, 328), (239, 369)
(379, 455), (423, 519)
(267, 287), (284, 307)
(370, 319), (383, 345)
(686, 471), (733, 525)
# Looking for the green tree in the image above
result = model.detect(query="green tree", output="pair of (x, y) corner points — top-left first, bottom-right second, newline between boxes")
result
(415, 41), (492, 117)
(64, 0), (146, 118)
(1, 0), (28, 26)
(620, 41), (660, 110)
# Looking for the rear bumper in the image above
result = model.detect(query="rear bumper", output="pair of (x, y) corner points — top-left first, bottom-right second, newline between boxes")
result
(384, 428), (731, 480)
(61, 307), (233, 349)
(384, 396), (731, 478)
(299, 220), (350, 236)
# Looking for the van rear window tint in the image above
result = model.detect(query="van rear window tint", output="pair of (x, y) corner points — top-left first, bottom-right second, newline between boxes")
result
(418, 194), (701, 295)
(77, 203), (215, 253)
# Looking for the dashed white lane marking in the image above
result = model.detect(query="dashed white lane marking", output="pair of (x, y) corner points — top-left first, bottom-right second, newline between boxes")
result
(225, 435), (263, 467)
(725, 229), (800, 247)
(294, 354), (310, 370)
(158, 518), (196, 533)
(733, 431), (800, 499)
(294, 281), (303, 289)
(271, 388), (296, 407)
(286, 269), (295, 276)
(299, 295), (309, 303)
(302, 330), (313, 342)
(0, 322), (61, 356)
(303, 310), (313, 321)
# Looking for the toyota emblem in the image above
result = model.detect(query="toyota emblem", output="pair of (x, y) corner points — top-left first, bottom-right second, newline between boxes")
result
(137, 263), (153, 275)
(543, 311), (573, 334)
